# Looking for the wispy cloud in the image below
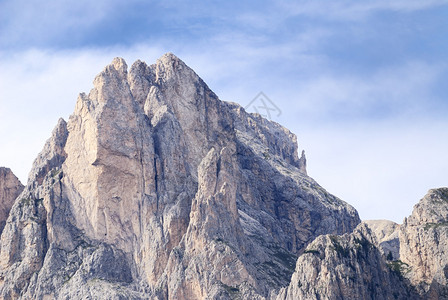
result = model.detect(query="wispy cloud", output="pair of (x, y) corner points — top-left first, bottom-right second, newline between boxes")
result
(287, 61), (445, 122)
(295, 119), (448, 222)
(0, 0), (115, 48)
(279, 0), (448, 20)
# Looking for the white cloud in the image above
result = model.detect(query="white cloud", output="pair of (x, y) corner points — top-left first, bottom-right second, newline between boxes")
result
(272, 60), (448, 222)
(0, 0), (115, 46)
(285, 61), (444, 119)
(279, 0), (448, 20)
(294, 120), (448, 223)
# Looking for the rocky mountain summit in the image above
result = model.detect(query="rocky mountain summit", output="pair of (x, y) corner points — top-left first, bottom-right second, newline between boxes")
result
(0, 53), (359, 299)
(0, 53), (446, 299)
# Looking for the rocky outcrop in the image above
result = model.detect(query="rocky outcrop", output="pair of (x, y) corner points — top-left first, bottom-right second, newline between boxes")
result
(277, 188), (448, 300)
(399, 188), (448, 298)
(0, 53), (360, 299)
(0, 168), (24, 234)
(276, 223), (419, 300)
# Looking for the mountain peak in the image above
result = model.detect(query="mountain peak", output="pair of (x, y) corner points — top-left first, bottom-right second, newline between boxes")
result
(158, 52), (182, 64)
(3, 52), (445, 300)
(0, 54), (360, 299)
(111, 57), (128, 74)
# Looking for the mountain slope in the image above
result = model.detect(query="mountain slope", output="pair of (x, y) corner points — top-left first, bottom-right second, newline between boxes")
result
(0, 53), (360, 299)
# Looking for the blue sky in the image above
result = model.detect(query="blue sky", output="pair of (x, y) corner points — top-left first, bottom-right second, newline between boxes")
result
(1, 0), (447, 222)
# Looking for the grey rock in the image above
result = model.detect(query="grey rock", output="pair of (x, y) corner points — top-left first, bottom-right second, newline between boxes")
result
(1, 52), (446, 300)
(399, 188), (448, 298)
(277, 224), (419, 300)
(278, 188), (448, 300)
(0, 53), (361, 299)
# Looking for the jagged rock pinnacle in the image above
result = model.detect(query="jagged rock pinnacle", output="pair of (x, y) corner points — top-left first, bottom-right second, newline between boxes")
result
(112, 57), (128, 74)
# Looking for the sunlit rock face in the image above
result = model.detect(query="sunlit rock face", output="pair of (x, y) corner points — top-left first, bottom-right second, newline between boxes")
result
(363, 219), (400, 260)
(0, 53), (362, 299)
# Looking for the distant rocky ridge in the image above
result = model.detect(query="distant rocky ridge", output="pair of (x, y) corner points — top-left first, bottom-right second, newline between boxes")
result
(363, 219), (400, 260)
(0, 53), (445, 299)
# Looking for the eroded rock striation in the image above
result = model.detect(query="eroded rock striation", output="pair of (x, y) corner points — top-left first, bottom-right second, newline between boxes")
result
(0, 53), (360, 299)
(0, 168), (24, 234)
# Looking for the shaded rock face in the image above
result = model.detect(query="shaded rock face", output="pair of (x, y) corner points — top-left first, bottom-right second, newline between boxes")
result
(0, 168), (24, 234)
(0, 53), (360, 299)
(277, 224), (419, 300)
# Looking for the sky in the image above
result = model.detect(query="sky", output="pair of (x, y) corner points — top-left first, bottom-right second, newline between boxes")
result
(1, 0), (447, 223)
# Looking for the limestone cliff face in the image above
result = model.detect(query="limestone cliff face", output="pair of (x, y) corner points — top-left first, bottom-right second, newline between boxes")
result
(0, 53), (360, 299)
(0, 168), (23, 234)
